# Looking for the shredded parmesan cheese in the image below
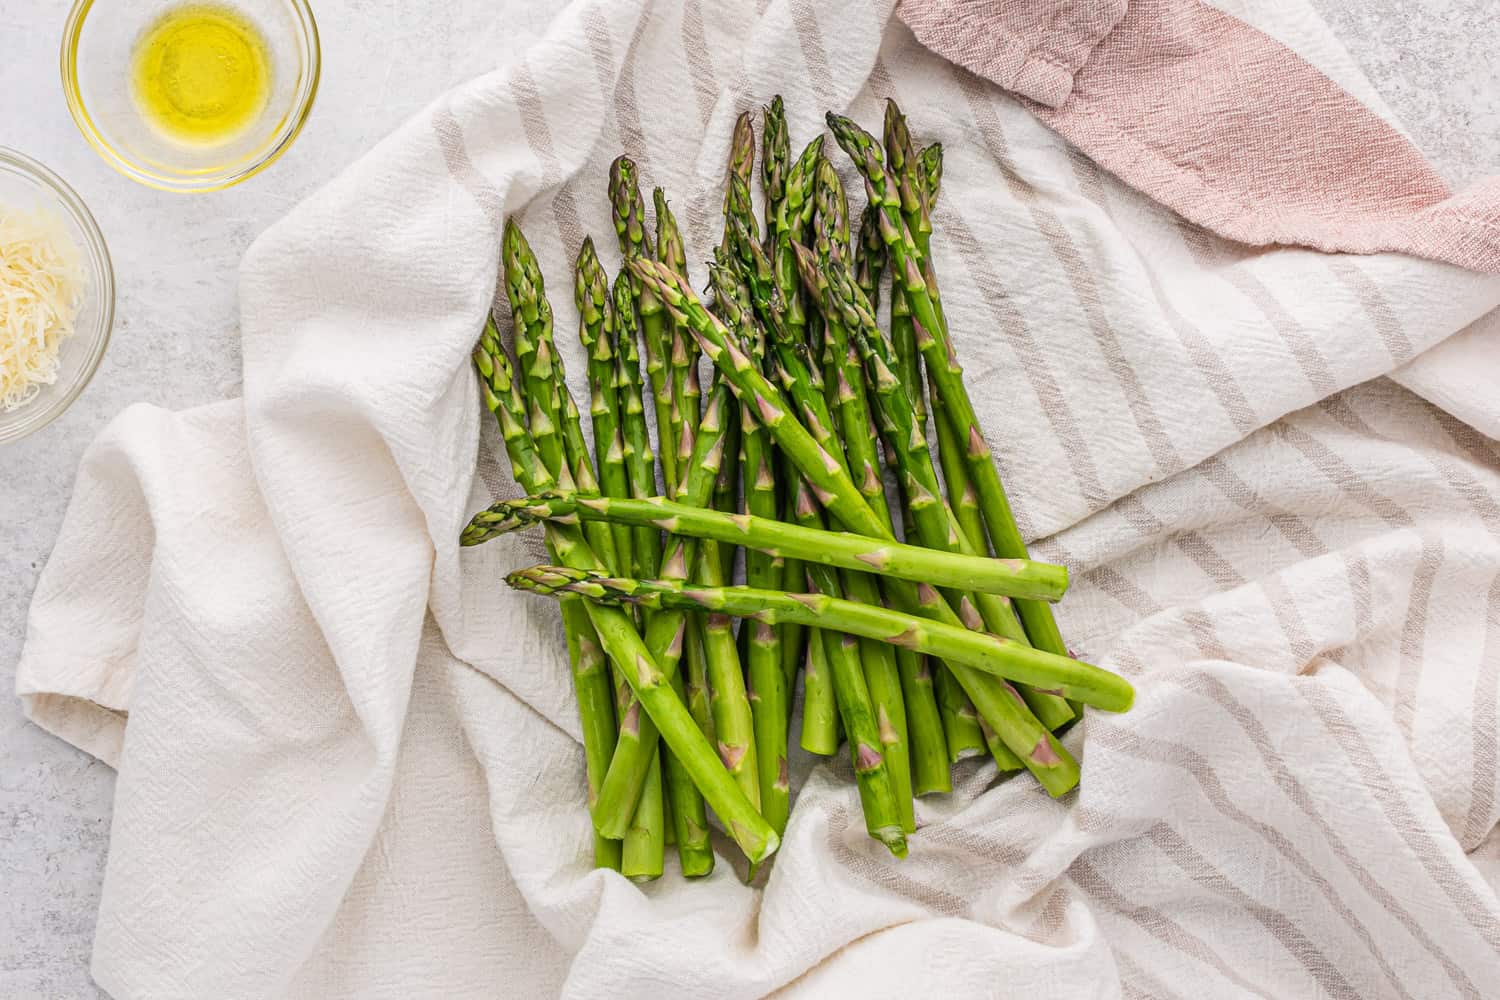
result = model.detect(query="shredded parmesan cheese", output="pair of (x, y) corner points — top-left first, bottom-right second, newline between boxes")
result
(1, 203), (88, 411)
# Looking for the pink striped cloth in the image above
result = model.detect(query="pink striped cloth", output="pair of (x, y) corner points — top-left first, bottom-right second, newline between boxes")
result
(901, 0), (1500, 272)
(15, 0), (1500, 997)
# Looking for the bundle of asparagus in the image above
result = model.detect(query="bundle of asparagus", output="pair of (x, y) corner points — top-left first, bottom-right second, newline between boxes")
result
(462, 98), (1134, 877)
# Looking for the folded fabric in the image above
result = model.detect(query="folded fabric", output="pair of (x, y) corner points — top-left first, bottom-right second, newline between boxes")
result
(17, 0), (1500, 996)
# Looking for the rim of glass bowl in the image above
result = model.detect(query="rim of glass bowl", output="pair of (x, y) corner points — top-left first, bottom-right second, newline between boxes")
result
(0, 147), (116, 444)
(60, 0), (321, 194)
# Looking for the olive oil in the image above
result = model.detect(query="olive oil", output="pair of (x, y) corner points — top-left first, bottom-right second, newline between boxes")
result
(130, 4), (272, 146)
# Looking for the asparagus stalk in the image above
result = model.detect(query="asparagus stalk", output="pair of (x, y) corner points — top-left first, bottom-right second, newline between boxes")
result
(721, 241), (908, 840)
(827, 113), (1073, 673)
(799, 602), (839, 755)
(574, 238), (635, 575)
(622, 750), (666, 880)
(563, 567), (622, 871)
(589, 273), (671, 842)
(506, 225), (658, 877)
(503, 234), (630, 868)
(809, 248), (1075, 736)
(929, 369), (987, 565)
(592, 374), (741, 833)
(935, 660), (987, 763)
(628, 258), (1079, 796)
(756, 121), (811, 691)
(854, 204), (887, 316)
(809, 183), (948, 802)
(610, 156), (677, 492)
(611, 273), (660, 572)
(655, 188), (701, 490)
(712, 235), (905, 845)
(694, 533), (759, 812)
(593, 235), (711, 876)
(724, 110), (756, 209)
(808, 168), (924, 819)
(465, 498), (1066, 599)
(785, 472), (838, 756)
(473, 321), (776, 862)
(761, 95), (789, 241)
(928, 371), (1012, 766)
(507, 568), (1133, 712)
(713, 265), (791, 834)
(787, 478), (908, 855)
(502, 224), (621, 580)
(476, 323), (619, 870)
(882, 137), (985, 761)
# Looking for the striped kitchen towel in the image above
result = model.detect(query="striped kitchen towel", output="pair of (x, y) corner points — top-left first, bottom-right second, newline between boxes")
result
(16, 0), (1500, 996)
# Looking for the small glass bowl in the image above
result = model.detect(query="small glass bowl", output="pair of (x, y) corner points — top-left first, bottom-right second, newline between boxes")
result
(61, 0), (320, 193)
(0, 149), (115, 445)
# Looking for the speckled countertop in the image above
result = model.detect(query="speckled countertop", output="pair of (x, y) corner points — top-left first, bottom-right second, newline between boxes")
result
(2, 3), (1496, 994)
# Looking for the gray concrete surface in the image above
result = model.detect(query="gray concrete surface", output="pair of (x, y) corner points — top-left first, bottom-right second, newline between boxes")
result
(2, 2), (1497, 996)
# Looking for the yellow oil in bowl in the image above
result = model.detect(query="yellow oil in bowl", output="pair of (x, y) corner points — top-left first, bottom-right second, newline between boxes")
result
(130, 4), (272, 146)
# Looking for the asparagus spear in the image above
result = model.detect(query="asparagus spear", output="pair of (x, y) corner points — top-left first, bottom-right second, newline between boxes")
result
(504, 225), (659, 877)
(928, 366), (1001, 763)
(798, 596), (839, 755)
(919, 143), (943, 206)
(785, 472), (839, 757)
(574, 238), (635, 575)
(507, 568), (1133, 712)
(929, 368), (987, 566)
(693, 532), (759, 814)
(880, 137), (985, 760)
(809, 248), (1075, 735)
(655, 188), (700, 490)
(729, 211), (914, 827)
(761, 96), (790, 241)
(612, 273), (660, 572)
(592, 372), (741, 833)
(788, 477), (908, 855)
(690, 351), (757, 810)
(712, 265), (790, 834)
(826, 113), (1074, 674)
(465, 495), (1068, 600)
(504, 232), (636, 866)
(591, 272), (673, 844)
(610, 156), (677, 492)
(724, 110), (756, 209)
(629, 258), (1079, 796)
(503, 223), (621, 579)
(586, 244), (711, 877)
(809, 182), (948, 802)
(711, 241), (904, 845)
(759, 104), (808, 695)
(854, 204), (887, 315)
(476, 321), (619, 871)
(473, 321), (776, 862)
(766, 137), (822, 349)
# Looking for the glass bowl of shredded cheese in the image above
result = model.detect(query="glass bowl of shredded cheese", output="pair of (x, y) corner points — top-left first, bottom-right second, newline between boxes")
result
(0, 148), (114, 444)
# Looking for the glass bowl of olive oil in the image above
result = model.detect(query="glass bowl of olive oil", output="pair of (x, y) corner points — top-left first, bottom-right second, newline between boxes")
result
(62, 0), (319, 193)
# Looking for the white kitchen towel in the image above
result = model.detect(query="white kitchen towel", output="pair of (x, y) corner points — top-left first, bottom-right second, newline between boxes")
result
(16, 0), (1500, 997)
